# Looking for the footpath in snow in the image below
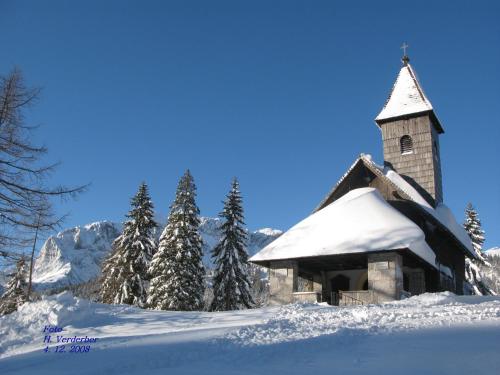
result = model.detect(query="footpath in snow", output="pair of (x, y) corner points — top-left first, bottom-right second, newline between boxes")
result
(0, 292), (499, 374)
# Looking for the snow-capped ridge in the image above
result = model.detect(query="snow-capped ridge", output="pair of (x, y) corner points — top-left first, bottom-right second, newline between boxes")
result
(254, 228), (283, 237)
(33, 221), (122, 288)
(486, 247), (500, 258)
(32, 217), (281, 289)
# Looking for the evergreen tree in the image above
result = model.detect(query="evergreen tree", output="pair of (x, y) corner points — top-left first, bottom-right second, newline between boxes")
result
(0, 257), (28, 315)
(147, 170), (205, 311)
(100, 182), (157, 306)
(464, 203), (486, 260)
(463, 203), (494, 295)
(210, 179), (254, 311)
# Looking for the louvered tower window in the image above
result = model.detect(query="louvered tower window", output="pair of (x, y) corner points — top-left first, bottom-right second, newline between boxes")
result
(400, 135), (413, 155)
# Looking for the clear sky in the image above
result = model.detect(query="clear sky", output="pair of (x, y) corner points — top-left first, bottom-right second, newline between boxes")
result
(1, 1), (499, 249)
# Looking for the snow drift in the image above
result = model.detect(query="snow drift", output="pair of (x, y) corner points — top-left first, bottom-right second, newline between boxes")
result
(1, 292), (499, 374)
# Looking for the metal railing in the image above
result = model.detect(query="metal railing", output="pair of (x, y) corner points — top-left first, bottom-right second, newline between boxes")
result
(338, 291), (365, 306)
(329, 290), (372, 306)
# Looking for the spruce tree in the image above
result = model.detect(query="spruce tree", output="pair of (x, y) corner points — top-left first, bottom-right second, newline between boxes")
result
(210, 178), (254, 311)
(100, 182), (157, 306)
(0, 258), (28, 315)
(147, 170), (205, 311)
(463, 203), (494, 295)
(464, 203), (486, 260)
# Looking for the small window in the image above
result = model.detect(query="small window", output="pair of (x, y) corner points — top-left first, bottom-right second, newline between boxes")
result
(400, 135), (413, 154)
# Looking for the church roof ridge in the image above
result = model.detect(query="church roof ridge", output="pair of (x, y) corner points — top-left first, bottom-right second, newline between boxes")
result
(314, 155), (476, 259)
(250, 187), (438, 268)
(375, 62), (443, 132)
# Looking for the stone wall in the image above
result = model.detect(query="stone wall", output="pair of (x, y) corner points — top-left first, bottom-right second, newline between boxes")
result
(340, 290), (375, 305)
(292, 292), (322, 303)
(268, 260), (297, 305)
(368, 252), (403, 302)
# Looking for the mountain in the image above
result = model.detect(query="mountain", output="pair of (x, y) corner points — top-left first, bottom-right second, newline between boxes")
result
(32, 218), (281, 290)
(485, 247), (500, 258)
(32, 221), (123, 289)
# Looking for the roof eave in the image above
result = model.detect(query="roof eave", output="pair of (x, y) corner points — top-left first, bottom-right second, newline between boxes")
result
(250, 248), (438, 270)
(314, 155), (474, 259)
(375, 110), (444, 134)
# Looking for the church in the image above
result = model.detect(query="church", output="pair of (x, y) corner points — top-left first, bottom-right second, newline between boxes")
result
(249, 52), (477, 306)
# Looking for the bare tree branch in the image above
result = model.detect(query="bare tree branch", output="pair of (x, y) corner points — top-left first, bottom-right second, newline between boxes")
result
(0, 68), (87, 266)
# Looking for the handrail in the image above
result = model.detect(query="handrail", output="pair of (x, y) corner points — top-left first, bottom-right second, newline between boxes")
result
(330, 290), (371, 306)
(339, 291), (365, 305)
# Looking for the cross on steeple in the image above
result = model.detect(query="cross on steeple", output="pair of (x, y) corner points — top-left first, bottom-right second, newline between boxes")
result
(401, 42), (409, 56)
(400, 42), (410, 65)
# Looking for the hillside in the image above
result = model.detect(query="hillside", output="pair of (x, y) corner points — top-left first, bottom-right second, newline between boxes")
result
(32, 218), (281, 289)
(0, 292), (499, 374)
(485, 247), (500, 258)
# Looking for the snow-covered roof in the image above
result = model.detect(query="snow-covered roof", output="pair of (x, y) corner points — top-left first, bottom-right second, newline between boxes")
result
(375, 63), (442, 132)
(250, 188), (437, 268)
(313, 154), (476, 259)
(362, 156), (475, 258)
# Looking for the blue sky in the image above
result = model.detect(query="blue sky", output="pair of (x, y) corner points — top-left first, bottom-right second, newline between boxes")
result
(0, 1), (499, 249)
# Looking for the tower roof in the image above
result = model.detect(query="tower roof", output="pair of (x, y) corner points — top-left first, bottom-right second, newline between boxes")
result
(375, 59), (444, 133)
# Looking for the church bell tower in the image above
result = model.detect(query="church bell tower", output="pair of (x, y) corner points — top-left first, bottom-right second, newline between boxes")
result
(375, 50), (444, 207)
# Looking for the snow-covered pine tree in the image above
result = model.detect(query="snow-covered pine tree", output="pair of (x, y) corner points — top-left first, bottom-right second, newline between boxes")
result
(210, 178), (254, 311)
(100, 182), (157, 306)
(0, 257), (28, 315)
(147, 170), (205, 311)
(464, 203), (486, 260)
(463, 203), (495, 295)
(248, 263), (269, 307)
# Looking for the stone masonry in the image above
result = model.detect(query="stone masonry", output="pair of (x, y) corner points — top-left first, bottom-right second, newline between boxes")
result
(368, 252), (403, 302)
(268, 260), (297, 305)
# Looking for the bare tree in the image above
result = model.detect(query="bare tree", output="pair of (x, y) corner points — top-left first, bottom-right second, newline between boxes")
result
(0, 68), (86, 266)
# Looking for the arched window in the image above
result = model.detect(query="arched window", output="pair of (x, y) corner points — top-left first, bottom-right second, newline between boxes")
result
(330, 274), (350, 292)
(400, 135), (413, 154)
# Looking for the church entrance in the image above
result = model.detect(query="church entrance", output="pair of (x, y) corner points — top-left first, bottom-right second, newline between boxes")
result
(330, 274), (350, 293)
(330, 274), (350, 305)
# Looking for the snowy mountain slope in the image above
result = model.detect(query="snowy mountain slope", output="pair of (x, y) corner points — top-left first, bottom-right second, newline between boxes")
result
(486, 247), (500, 257)
(32, 222), (122, 288)
(0, 292), (499, 374)
(32, 218), (282, 289)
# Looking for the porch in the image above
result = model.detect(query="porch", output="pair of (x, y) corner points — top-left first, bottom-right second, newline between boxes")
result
(291, 290), (376, 305)
(268, 251), (432, 306)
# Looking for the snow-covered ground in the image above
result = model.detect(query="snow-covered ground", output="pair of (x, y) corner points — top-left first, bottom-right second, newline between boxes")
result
(1, 292), (499, 374)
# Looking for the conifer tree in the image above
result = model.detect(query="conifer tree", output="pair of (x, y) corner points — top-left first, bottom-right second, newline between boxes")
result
(210, 179), (254, 311)
(147, 170), (205, 311)
(100, 182), (157, 306)
(464, 203), (486, 260)
(0, 257), (28, 315)
(463, 203), (494, 295)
